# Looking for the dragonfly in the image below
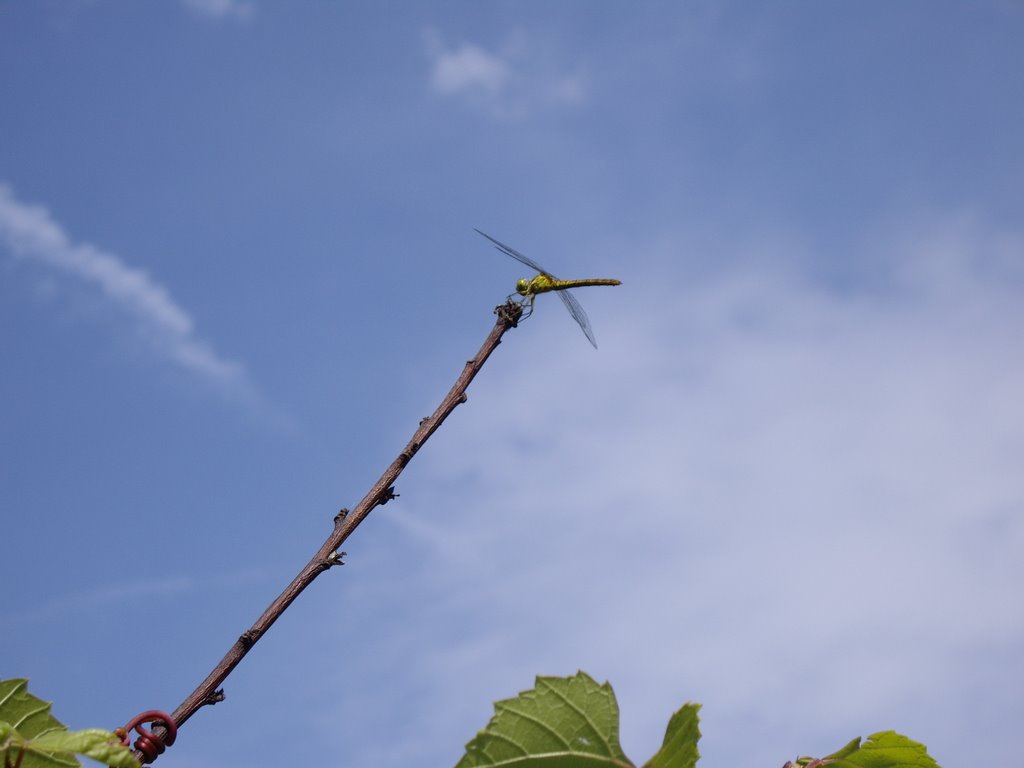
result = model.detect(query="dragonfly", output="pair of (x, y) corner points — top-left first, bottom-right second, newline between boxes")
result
(475, 229), (621, 348)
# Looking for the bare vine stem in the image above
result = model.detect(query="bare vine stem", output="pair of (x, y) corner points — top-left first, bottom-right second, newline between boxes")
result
(134, 300), (523, 763)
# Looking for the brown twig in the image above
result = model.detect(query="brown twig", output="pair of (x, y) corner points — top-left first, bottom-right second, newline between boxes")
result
(133, 299), (523, 763)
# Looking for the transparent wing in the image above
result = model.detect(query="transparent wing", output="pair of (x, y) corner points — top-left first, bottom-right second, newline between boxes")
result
(474, 229), (556, 277)
(556, 288), (598, 348)
(476, 228), (599, 347)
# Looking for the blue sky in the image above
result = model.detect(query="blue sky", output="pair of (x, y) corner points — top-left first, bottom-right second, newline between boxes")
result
(2, 2), (1023, 767)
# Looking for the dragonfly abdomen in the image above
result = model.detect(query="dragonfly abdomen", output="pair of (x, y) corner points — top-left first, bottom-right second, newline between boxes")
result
(519, 274), (621, 296)
(553, 278), (622, 290)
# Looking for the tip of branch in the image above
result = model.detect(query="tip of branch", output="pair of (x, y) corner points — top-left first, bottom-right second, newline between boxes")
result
(495, 299), (524, 327)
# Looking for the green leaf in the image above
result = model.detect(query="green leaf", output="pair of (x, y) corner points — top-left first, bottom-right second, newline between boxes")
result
(827, 738), (865, 761)
(828, 732), (941, 768)
(0, 679), (136, 768)
(788, 732), (942, 768)
(32, 730), (138, 768)
(0, 678), (76, 768)
(0, 679), (68, 741)
(643, 703), (700, 768)
(456, 672), (633, 768)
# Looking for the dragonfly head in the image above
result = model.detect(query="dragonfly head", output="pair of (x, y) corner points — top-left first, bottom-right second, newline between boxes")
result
(515, 278), (532, 296)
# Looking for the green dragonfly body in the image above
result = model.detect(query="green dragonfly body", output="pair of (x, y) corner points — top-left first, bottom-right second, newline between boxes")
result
(476, 229), (621, 348)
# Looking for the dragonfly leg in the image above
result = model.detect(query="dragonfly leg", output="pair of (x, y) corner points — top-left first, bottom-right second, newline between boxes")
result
(520, 294), (536, 320)
(504, 292), (535, 320)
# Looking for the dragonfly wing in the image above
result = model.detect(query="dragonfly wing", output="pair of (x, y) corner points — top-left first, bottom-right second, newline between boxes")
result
(556, 288), (598, 348)
(474, 229), (555, 277)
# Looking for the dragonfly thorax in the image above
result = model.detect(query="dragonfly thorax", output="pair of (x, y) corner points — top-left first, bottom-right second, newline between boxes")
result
(516, 274), (559, 297)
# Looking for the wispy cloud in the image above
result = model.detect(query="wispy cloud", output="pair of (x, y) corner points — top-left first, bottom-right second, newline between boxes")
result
(0, 182), (259, 399)
(15, 567), (271, 623)
(423, 28), (586, 119)
(15, 576), (194, 623)
(181, 0), (254, 22)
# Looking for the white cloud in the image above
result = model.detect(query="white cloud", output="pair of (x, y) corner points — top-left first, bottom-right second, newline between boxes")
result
(423, 28), (586, 118)
(0, 182), (250, 394)
(181, 0), (253, 22)
(429, 41), (509, 95)
(315, 218), (1024, 767)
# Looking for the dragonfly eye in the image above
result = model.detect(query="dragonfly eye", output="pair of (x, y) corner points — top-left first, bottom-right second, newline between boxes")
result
(515, 278), (531, 296)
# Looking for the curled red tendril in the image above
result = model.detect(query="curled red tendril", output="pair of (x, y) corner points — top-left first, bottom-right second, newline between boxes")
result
(118, 710), (177, 764)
